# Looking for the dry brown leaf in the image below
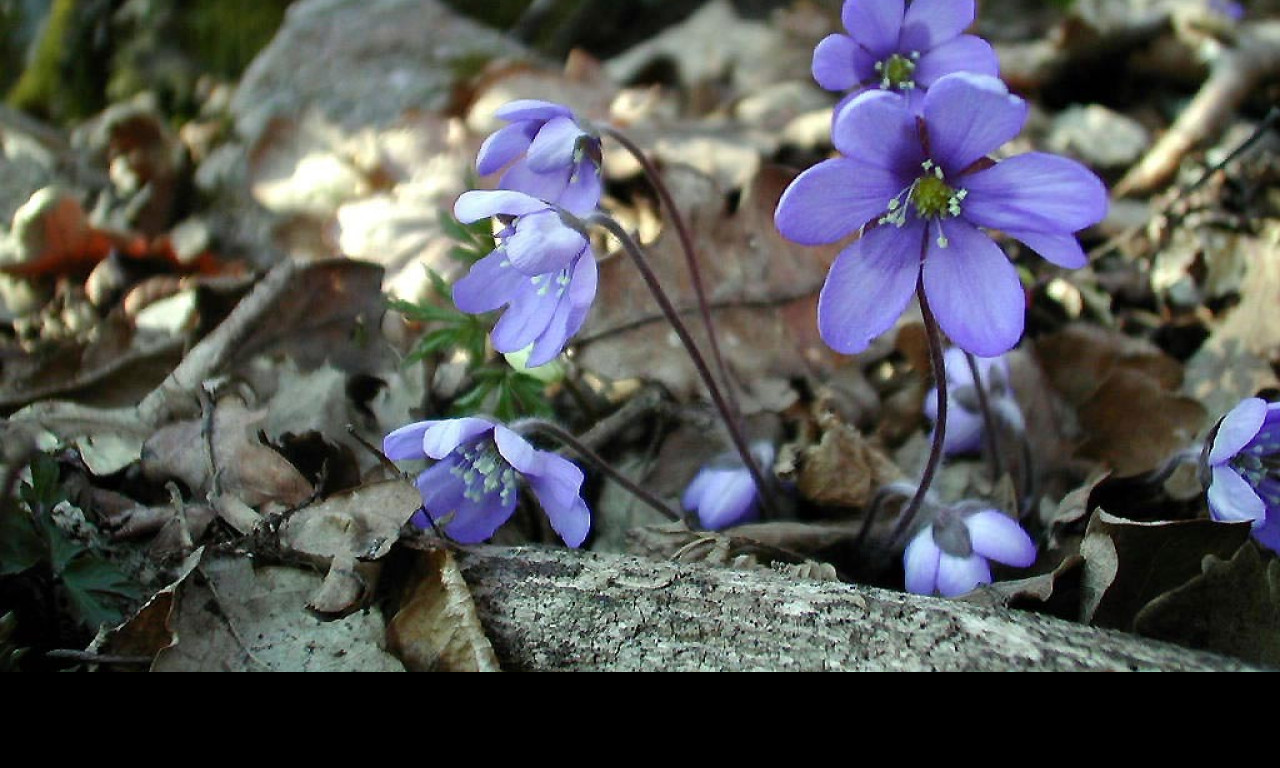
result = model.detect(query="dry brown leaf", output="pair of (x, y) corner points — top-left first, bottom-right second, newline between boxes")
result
(576, 165), (843, 399)
(90, 548), (204, 668)
(787, 415), (902, 509)
(142, 397), (314, 508)
(387, 548), (501, 673)
(151, 556), (403, 672)
(1080, 510), (1252, 631)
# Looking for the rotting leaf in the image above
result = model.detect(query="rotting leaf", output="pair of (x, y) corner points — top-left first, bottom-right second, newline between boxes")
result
(1134, 542), (1280, 667)
(964, 554), (1083, 621)
(1080, 510), (1251, 631)
(789, 414), (902, 510)
(387, 548), (501, 673)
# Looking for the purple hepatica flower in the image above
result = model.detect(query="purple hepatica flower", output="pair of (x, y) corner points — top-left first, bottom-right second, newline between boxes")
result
(776, 73), (1108, 357)
(682, 443), (776, 530)
(452, 189), (598, 367)
(904, 505), (1036, 597)
(924, 348), (1021, 456)
(813, 0), (998, 113)
(1203, 398), (1280, 554)
(476, 99), (603, 215)
(384, 417), (591, 547)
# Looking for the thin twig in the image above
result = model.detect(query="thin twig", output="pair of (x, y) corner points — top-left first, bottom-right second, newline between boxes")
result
(516, 419), (684, 523)
(587, 214), (781, 520)
(891, 282), (949, 546)
(45, 650), (153, 665)
(599, 126), (743, 423)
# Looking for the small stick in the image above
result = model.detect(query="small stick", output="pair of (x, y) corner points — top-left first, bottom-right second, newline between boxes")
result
(963, 352), (1005, 485)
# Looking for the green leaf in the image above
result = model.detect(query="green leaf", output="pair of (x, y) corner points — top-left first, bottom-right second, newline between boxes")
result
(40, 515), (87, 574)
(19, 452), (64, 514)
(0, 500), (43, 576)
(61, 555), (142, 629)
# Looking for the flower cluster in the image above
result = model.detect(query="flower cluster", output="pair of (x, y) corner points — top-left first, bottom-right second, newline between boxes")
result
(777, 72), (1107, 357)
(682, 443), (776, 530)
(452, 99), (606, 366)
(903, 505), (1036, 597)
(384, 417), (591, 548)
(813, 0), (998, 113)
(924, 348), (1021, 456)
(1203, 398), (1280, 553)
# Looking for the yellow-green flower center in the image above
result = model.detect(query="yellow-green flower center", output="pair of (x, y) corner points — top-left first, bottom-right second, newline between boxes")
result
(876, 53), (919, 91)
(911, 175), (957, 219)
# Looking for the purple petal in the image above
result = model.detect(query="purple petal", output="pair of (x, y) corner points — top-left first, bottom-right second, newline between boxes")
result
(842, 0), (905, 60)
(557, 162), (603, 216)
(506, 211), (588, 274)
(913, 34), (1000, 86)
(499, 161), (569, 203)
(936, 553), (992, 597)
(682, 469), (719, 511)
(813, 34), (862, 91)
(526, 453), (590, 547)
(495, 99), (573, 123)
(833, 90), (925, 173)
(922, 219), (1024, 357)
(923, 74), (1027, 173)
(818, 220), (924, 354)
(1253, 516), (1280, 555)
(492, 425), (542, 476)
(1004, 229), (1088, 270)
(962, 153), (1109, 234)
(491, 279), (559, 353)
(416, 459), (518, 544)
(454, 189), (546, 223)
(695, 470), (760, 530)
(926, 398), (984, 455)
(900, 0), (976, 52)
(383, 421), (433, 461)
(453, 251), (529, 314)
(421, 418), (495, 460)
(965, 509), (1036, 567)
(1208, 397), (1268, 465)
(477, 122), (537, 176)
(526, 117), (584, 174)
(527, 256), (598, 367)
(1208, 465), (1266, 524)
(775, 158), (907, 245)
(903, 529), (942, 595)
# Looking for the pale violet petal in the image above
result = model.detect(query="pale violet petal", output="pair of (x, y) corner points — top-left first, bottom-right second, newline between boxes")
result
(1004, 229), (1089, 270)
(1208, 465), (1266, 524)
(421, 418), (496, 460)
(818, 220), (924, 355)
(922, 219), (1024, 357)
(843, 0), (905, 60)
(936, 553), (992, 597)
(923, 74), (1027, 173)
(965, 509), (1036, 567)
(454, 189), (546, 223)
(477, 122), (537, 176)
(1208, 398), (1268, 465)
(813, 34), (862, 91)
(904, 529), (942, 595)
(913, 34), (999, 86)
(775, 158), (908, 246)
(525, 116), (584, 173)
(833, 90), (925, 173)
(383, 421), (434, 461)
(961, 153), (1109, 234)
(901, 0), (976, 52)
(495, 99), (573, 123)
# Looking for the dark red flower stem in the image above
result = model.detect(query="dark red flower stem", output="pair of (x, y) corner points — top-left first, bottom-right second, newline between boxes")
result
(515, 419), (683, 523)
(588, 213), (780, 520)
(892, 281), (948, 545)
(599, 126), (742, 424)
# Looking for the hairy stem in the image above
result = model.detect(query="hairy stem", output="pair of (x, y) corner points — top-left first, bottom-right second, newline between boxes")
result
(516, 419), (683, 523)
(599, 126), (742, 422)
(892, 282), (948, 546)
(588, 213), (780, 519)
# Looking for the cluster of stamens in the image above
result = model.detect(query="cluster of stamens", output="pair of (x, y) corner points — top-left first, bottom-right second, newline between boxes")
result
(874, 52), (921, 92)
(879, 160), (968, 248)
(450, 440), (519, 504)
(530, 269), (573, 298)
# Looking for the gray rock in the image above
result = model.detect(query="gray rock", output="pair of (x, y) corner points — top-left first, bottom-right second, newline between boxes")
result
(1046, 104), (1151, 171)
(232, 0), (531, 144)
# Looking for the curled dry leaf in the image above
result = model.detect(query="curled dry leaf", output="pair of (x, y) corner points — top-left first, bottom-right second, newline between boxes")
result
(1080, 509), (1252, 631)
(785, 413), (903, 510)
(387, 548), (501, 673)
(142, 398), (314, 508)
(89, 548), (204, 670)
